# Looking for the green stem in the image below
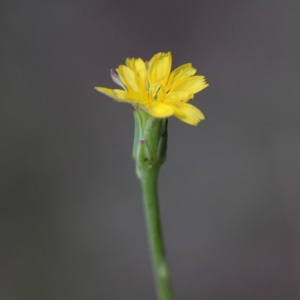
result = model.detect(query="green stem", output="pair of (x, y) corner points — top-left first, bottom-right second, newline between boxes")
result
(138, 166), (173, 300)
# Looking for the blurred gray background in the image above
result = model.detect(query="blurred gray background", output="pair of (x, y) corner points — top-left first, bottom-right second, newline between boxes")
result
(1, 0), (300, 299)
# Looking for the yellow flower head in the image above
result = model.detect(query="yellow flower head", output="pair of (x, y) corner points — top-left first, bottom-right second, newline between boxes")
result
(95, 52), (209, 125)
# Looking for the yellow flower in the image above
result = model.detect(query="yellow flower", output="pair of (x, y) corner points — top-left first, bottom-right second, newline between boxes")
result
(95, 52), (209, 125)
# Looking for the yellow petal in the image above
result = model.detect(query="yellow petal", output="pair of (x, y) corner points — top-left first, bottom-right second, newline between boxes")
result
(166, 63), (196, 91)
(174, 103), (205, 125)
(148, 102), (175, 118)
(171, 76), (209, 94)
(148, 52), (172, 89)
(172, 63), (196, 76)
(125, 57), (134, 70)
(125, 58), (146, 81)
(117, 65), (139, 92)
(164, 91), (191, 103)
(95, 87), (134, 103)
(134, 58), (146, 79)
(132, 58), (147, 91)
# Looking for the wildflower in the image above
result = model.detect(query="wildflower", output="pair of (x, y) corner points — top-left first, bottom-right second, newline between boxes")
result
(95, 52), (208, 125)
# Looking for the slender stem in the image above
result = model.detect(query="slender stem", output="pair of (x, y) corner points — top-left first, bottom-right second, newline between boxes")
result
(138, 166), (173, 300)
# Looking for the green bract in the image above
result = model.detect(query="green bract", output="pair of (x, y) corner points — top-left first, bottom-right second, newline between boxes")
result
(132, 107), (168, 177)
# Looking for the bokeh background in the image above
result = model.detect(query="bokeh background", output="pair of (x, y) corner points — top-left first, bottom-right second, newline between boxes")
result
(1, 0), (300, 299)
